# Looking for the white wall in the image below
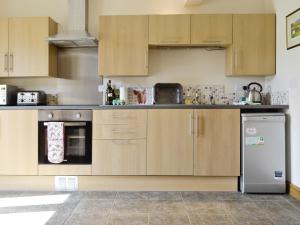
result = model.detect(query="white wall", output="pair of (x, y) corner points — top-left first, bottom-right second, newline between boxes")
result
(266, 0), (300, 187)
(0, 0), (274, 104)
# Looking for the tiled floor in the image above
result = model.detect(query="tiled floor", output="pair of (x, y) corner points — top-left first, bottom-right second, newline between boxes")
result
(0, 191), (299, 225)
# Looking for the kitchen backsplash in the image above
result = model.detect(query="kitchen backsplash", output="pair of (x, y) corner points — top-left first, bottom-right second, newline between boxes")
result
(124, 84), (289, 105)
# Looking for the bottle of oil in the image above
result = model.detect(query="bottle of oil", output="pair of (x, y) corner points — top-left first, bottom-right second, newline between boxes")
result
(105, 80), (114, 105)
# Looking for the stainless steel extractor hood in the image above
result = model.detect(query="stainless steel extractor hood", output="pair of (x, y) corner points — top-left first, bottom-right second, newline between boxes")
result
(48, 0), (98, 48)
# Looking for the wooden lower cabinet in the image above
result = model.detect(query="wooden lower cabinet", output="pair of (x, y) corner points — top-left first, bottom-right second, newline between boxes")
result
(92, 139), (146, 175)
(194, 109), (240, 176)
(147, 109), (194, 175)
(0, 110), (38, 175)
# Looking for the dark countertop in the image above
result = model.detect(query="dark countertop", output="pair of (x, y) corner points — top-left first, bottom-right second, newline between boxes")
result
(0, 104), (289, 110)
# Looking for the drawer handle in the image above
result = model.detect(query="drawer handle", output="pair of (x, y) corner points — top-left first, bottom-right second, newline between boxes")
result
(111, 129), (136, 134)
(112, 140), (137, 145)
(112, 115), (137, 119)
(202, 40), (222, 43)
(161, 40), (180, 44)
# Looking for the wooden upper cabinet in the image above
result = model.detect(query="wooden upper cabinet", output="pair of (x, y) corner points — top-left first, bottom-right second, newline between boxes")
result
(226, 14), (276, 76)
(191, 14), (233, 45)
(99, 15), (149, 76)
(149, 15), (191, 45)
(147, 109), (194, 175)
(0, 18), (9, 77)
(8, 17), (57, 77)
(0, 110), (38, 175)
(194, 109), (240, 176)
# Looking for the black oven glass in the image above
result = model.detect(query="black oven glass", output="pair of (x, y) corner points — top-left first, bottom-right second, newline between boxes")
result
(38, 121), (92, 164)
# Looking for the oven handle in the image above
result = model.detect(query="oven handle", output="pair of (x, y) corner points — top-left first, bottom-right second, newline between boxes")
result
(43, 122), (87, 127)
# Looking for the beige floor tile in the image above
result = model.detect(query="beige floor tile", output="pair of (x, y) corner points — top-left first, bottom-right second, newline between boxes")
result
(149, 212), (190, 225)
(112, 199), (152, 214)
(189, 213), (233, 225)
(107, 213), (148, 225)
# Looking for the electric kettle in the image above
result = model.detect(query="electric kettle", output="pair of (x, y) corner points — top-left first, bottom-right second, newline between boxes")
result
(246, 82), (263, 103)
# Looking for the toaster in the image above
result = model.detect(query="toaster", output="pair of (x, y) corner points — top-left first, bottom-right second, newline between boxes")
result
(17, 91), (47, 105)
(0, 85), (18, 105)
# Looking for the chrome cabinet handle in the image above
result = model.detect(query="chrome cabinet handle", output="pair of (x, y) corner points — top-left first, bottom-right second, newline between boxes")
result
(195, 113), (198, 137)
(9, 53), (13, 72)
(112, 140), (137, 145)
(4, 54), (8, 72)
(203, 40), (221, 43)
(189, 113), (193, 136)
(161, 39), (180, 43)
(234, 48), (238, 72)
(145, 49), (148, 68)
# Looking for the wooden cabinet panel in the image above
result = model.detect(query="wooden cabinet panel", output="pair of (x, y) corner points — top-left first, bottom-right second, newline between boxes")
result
(93, 109), (147, 125)
(149, 15), (191, 45)
(92, 139), (146, 175)
(0, 110), (38, 175)
(8, 17), (57, 77)
(226, 14), (275, 76)
(147, 109), (194, 175)
(93, 124), (147, 140)
(38, 165), (91, 176)
(99, 15), (149, 76)
(191, 14), (232, 45)
(0, 18), (9, 77)
(194, 109), (240, 176)
(93, 110), (147, 140)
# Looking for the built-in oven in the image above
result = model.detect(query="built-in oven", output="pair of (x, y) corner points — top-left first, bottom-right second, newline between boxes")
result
(38, 110), (92, 164)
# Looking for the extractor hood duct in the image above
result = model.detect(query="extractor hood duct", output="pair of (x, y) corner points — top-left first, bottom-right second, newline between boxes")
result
(48, 0), (98, 48)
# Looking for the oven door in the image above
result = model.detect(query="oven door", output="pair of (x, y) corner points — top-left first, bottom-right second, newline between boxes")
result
(38, 121), (92, 164)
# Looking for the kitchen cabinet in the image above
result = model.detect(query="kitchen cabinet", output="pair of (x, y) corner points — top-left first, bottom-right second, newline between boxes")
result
(0, 18), (9, 77)
(149, 15), (191, 45)
(9, 17), (57, 77)
(92, 110), (147, 175)
(147, 109), (194, 175)
(92, 140), (146, 175)
(194, 109), (240, 176)
(226, 14), (276, 76)
(0, 17), (57, 77)
(191, 14), (233, 46)
(0, 110), (38, 175)
(99, 16), (149, 76)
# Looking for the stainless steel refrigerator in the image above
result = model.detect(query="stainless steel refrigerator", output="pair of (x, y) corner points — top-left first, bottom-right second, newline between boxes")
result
(241, 113), (286, 193)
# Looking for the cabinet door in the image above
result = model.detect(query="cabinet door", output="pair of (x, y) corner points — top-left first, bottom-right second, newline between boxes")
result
(147, 109), (194, 175)
(191, 14), (232, 45)
(0, 18), (9, 77)
(149, 15), (191, 45)
(194, 109), (240, 176)
(92, 139), (146, 175)
(226, 14), (275, 76)
(99, 16), (149, 76)
(9, 17), (57, 77)
(0, 110), (38, 175)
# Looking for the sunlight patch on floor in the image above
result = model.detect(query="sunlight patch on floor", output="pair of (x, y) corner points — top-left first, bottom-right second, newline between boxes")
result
(0, 194), (70, 208)
(0, 211), (55, 225)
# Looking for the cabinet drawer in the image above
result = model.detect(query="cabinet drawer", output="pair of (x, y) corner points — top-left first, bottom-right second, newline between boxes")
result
(93, 110), (147, 125)
(93, 124), (147, 139)
(92, 139), (146, 175)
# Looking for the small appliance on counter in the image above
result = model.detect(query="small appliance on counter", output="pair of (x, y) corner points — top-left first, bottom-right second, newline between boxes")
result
(153, 83), (183, 104)
(0, 85), (18, 105)
(246, 82), (263, 103)
(17, 91), (47, 105)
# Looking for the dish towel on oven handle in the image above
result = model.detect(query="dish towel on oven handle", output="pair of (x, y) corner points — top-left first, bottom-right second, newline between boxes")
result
(47, 122), (64, 164)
